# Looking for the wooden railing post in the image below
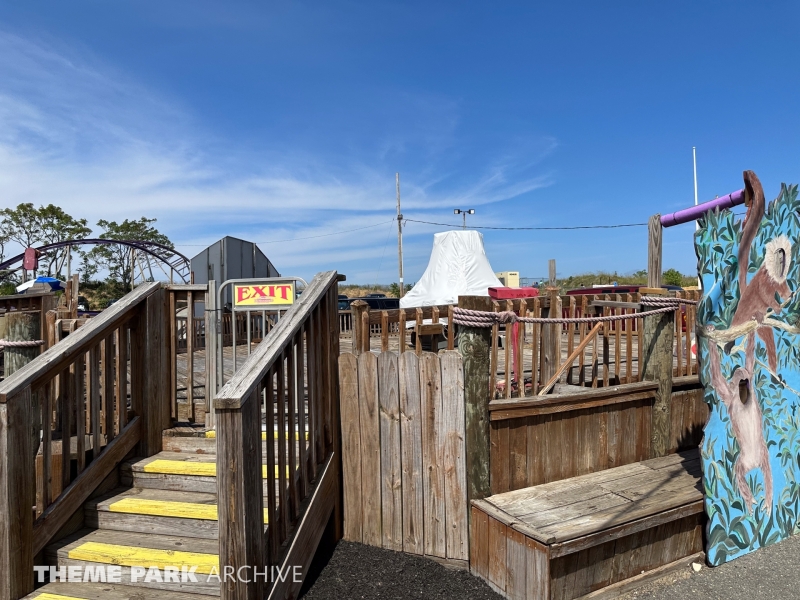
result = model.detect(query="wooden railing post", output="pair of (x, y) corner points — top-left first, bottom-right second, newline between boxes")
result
(648, 214), (663, 288)
(205, 280), (218, 430)
(0, 389), (35, 600)
(137, 286), (168, 457)
(457, 296), (492, 509)
(217, 390), (265, 600)
(350, 300), (368, 355)
(641, 294), (674, 458)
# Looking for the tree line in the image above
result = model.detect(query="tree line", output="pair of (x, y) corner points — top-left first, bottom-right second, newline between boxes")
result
(0, 203), (173, 293)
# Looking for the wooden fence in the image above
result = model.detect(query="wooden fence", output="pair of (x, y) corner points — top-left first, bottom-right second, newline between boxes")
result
(347, 303), (455, 354)
(486, 376), (708, 494)
(213, 270), (342, 600)
(339, 350), (470, 565)
(487, 290), (700, 399)
(0, 282), (168, 599)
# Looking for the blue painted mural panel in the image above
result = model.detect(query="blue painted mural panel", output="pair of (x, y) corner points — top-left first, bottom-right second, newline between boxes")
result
(696, 171), (800, 565)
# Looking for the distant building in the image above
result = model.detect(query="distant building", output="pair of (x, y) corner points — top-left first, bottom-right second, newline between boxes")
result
(494, 271), (520, 288)
(190, 236), (280, 311)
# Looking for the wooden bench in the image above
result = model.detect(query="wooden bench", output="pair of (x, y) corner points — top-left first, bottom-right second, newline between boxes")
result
(470, 449), (704, 600)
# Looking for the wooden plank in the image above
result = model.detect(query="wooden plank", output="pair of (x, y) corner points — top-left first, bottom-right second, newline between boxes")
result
(614, 294), (622, 383)
(399, 309), (406, 354)
(381, 311), (389, 352)
(491, 301), (499, 396)
(357, 351), (381, 547)
(216, 388), (266, 600)
(32, 417), (141, 556)
(505, 300), (512, 399)
(506, 526), (527, 600)
(441, 351), (468, 560)
(415, 308), (423, 355)
(143, 289), (167, 457)
(0, 390), (35, 600)
(89, 344), (101, 460)
(296, 326), (308, 498)
(340, 353), (361, 542)
(602, 306), (610, 387)
(531, 298), (541, 394)
(59, 367), (72, 492)
(378, 351), (402, 551)
(526, 536), (550, 600)
(591, 297), (599, 388)
(186, 291), (195, 422)
(490, 389), (657, 421)
(39, 384), (52, 515)
(102, 334), (115, 442)
(470, 505), (489, 579)
(420, 352), (446, 557)
(286, 340), (299, 521)
(399, 351), (424, 555)
(276, 352), (288, 544)
(75, 353), (86, 473)
(264, 367), (278, 562)
(517, 300), (527, 396)
(509, 418), (528, 491)
(492, 421), (510, 493)
(487, 517), (507, 592)
(447, 305), (455, 351)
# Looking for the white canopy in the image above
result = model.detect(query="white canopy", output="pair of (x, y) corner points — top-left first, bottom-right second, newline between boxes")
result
(400, 230), (502, 308)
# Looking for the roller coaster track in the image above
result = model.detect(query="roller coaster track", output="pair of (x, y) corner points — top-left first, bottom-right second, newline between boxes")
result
(0, 239), (192, 283)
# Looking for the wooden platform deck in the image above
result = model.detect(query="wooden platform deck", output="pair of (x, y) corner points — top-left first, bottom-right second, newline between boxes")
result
(470, 449), (704, 599)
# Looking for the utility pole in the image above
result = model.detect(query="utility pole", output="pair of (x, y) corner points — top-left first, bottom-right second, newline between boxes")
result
(396, 173), (405, 298)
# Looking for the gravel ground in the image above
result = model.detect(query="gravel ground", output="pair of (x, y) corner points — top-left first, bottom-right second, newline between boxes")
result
(619, 533), (800, 600)
(300, 541), (501, 600)
(302, 534), (800, 600)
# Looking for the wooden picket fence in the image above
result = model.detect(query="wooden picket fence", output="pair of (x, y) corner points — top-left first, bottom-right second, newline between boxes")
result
(339, 350), (469, 565)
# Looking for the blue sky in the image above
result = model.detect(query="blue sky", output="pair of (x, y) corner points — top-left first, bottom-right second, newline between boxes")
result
(1, 1), (799, 283)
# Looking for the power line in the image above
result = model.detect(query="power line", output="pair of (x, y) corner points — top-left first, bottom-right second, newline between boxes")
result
(403, 218), (648, 230)
(175, 218), (396, 247)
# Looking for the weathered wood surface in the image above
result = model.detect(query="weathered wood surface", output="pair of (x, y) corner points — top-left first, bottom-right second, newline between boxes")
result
(487, 381), (705, 494)
(378, 352), (402, 551)
(339, 350), (470, 562)
(642, 300), (675, 459)
(470, 448), (704, 600)
(4, 311), (41, 377)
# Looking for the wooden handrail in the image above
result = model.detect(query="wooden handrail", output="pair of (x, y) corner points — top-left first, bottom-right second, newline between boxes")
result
(0, 281), (161, 402)
(214, 271), (338, 410)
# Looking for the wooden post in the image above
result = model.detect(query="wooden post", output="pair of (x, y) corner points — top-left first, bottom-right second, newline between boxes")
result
(641, 295), (674, 458)
(141, 287), (168, 456)
(540, 291), (560, 387)
(457, 296), (492, 512)
(205, 280), (218, 430)
(350, 300), (368, 356)
(648, 214), (663, 289)
(217, 391), (266, 600)
(5, 311), (41, 377)
(0, 389), (35, 600)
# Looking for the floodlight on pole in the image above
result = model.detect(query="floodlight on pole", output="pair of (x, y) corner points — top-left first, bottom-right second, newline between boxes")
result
(453, 208), (475, 229)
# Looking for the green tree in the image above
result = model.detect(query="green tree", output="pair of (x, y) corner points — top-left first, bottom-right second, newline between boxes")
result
(662, 268), (684, 286)
(87, 218), (173, 293)
(389, 282), (400, 297)
(0, 203), (90, 278)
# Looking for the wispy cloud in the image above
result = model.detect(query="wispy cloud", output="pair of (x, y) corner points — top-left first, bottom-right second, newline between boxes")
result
(0, 30), (557, 281)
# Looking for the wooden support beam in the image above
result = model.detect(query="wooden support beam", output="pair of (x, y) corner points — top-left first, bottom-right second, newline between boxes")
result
(350, 300), (368, 356)
(0, 389), (34, 600)
(642, 295), (674, 458)
(538, 322), (603, 396)
(457, 296), (492, 511)
(647, 214), (663, 289)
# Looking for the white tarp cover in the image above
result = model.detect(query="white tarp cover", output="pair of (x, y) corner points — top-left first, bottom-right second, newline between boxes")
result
(400, 230), (502, 308)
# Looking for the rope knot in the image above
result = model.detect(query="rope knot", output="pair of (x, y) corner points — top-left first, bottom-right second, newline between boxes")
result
(497, 311), (518, 325)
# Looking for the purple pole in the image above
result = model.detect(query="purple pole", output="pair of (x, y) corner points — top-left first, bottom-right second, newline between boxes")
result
(660, 189), (745, 228)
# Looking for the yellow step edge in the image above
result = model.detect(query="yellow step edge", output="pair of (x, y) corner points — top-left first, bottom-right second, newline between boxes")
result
(108, 497), (268, 523)
(32, 594), (87, 600)
(204, 430), (308, 441)
(142, 459), (291, 479)
(67, 541), (218, 575)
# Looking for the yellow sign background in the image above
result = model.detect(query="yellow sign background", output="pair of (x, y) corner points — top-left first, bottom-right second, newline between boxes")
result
(233, 282), (295, 308)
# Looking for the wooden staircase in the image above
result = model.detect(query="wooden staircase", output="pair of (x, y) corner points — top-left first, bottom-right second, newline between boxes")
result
(28, 436), (240, 598)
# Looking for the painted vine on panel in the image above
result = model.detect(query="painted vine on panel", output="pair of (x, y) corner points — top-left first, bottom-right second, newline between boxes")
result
(696, 171), (800, 565)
